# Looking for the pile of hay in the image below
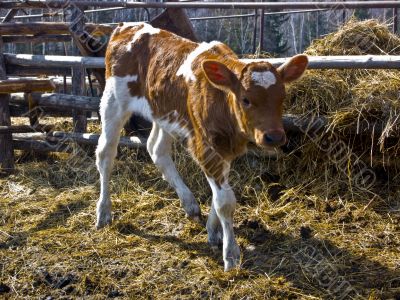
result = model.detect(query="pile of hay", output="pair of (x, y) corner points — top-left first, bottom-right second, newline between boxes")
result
(287, 18), (400, 165)
(305, 18), (400, 56)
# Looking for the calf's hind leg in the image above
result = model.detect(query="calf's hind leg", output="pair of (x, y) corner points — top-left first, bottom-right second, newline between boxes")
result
(96, 88), (131, 229)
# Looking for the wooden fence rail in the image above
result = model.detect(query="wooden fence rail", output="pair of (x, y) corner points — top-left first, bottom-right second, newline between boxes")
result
(1, 1), (400, 10)
(0, 79), (55, 94)
(0, 22), (113, 36)
(5, 54), (400, 70)
(13, 131), (146, 150)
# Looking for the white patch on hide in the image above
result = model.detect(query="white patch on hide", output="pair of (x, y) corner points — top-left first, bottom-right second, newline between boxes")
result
(176, 41), (221, 82)
(156, 111), (191, 138)
(127, 23), (160, 51)
(104, 75), (153, 121)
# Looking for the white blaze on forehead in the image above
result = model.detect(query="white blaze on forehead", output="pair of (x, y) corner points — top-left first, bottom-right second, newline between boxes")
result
(176, 41), (221, 82)
(127, 23), (160, 51)
(251, 71), (277, 89)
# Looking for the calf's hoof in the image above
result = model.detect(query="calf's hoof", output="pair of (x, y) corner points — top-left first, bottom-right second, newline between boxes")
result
(207, 228), (223, 250)
(96, 211), (112, 229)
(183, 201), (202, 224)
(189, 214), (204, 225)
(223, 244), (241, 272)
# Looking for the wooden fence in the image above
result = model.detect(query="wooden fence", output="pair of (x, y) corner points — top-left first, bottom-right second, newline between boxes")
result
(0, 2), (399, 173)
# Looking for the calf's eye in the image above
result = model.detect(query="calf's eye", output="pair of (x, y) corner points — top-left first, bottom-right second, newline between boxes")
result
(242, 98), (251, 108)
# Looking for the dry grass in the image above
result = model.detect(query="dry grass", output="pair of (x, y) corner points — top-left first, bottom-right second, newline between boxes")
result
(1, 18), (400, 299)
(1, 143), (399, 299)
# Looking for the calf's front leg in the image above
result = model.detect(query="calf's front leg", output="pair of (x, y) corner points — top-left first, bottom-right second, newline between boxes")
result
(148, 123), (201, 221)
(207, 175), (240, 271)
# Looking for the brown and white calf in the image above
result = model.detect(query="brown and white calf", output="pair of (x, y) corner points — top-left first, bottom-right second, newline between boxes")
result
(96, 22), (308, 271)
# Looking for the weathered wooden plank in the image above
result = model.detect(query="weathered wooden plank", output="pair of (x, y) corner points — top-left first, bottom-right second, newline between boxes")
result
(0, 125), (52, 133)
(6, 65), (71, 77)
(6, 54), (400, 70)
(0, 79), (56, 94)
(0, 22), (113, 35)
(2, 34), (71, 44)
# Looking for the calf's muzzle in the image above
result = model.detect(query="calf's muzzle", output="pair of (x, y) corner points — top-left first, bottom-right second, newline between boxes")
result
(263, 129), (286, 147)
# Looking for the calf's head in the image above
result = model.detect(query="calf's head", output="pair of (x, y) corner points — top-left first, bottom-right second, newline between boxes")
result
(202, 55), (308, 149)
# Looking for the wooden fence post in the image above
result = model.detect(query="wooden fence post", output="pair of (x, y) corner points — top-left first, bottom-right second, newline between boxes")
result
(0, 38), (14, 173)
(72, 66), (87, 133)
(69, 4), (88, 133)
(259, 9), (265, 53)
(252, 9), (258, 54)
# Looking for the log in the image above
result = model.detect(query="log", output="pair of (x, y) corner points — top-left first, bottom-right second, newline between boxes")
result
(13, 131), (146, 149)
(0, 125), (52, 133)
(13, 139), (71, 153)
(0, 79), (56, 94)
(2, 34), (71, 44)
(6, 54), (400, 70)
(243, 55), (400, 69)
(0, 22), (113, 36)
(7, 92), (391, 137)
(9, 104), (73, 118)
(12, 93), (100, 111)
(1, 1), (400, 10)
(9, 93), (98, 117)
(6, 65), (71, 77)
(4, 53), (105, 69)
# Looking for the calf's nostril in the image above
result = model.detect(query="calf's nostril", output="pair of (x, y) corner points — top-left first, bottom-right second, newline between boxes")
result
(264, 134), (274, 143)
(264, 132), (285, 145)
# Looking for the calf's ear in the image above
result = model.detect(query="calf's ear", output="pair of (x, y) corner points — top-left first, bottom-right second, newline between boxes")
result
(277, 54), (308, 83)
(202, 60), (239, 91)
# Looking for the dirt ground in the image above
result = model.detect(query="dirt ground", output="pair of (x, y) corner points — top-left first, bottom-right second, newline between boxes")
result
(1, 116), (399, 299)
